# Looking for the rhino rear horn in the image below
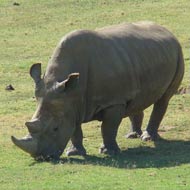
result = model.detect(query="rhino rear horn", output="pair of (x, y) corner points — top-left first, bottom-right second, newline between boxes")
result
(25, 119), (41, 133)
(11, 135), (38, 156)
(30, 63), (42, 84)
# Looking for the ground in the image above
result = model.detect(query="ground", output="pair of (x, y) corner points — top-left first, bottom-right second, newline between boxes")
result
(0, 0), (190, 189)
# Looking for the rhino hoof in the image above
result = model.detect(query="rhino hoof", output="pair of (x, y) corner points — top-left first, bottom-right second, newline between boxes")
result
(141, 131), (159, 141)
(66, 146), (86, 156)
(126, 131), (141, 139)
(141, 131), (151, 141)
(99, 145), (120, 155)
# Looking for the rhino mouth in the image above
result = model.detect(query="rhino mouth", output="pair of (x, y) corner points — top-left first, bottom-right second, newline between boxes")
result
(35, 150), (63, 161)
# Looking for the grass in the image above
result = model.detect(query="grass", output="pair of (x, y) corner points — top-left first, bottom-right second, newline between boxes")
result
(0, 0), (190, 189)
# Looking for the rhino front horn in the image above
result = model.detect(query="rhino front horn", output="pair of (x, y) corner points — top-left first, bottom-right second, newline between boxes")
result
(11, 135), (38, 156)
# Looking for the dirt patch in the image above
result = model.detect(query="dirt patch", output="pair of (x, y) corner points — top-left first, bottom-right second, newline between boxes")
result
(13, 2), (20, 6)
(176, 86), (190, 95)
(5, 84), (15, 91)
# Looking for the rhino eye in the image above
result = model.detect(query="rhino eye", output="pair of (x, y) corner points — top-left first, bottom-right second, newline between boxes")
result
(53, 127), (58, 132)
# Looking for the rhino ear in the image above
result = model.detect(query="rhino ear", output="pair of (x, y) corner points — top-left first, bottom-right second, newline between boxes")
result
(56, 73), (79, 93)
(30, 63), (42, 84)
(65, 73), (80, 90)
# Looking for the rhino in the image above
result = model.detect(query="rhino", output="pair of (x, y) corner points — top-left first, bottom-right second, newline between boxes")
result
(11, 21), (184, 160)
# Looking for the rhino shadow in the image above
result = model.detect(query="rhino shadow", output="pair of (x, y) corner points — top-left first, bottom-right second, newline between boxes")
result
(30, 138), (190, 168)
(58, 138), (190, 169)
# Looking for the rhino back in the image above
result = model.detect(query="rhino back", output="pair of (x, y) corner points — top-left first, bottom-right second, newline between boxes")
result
(45, 22), (182, 122)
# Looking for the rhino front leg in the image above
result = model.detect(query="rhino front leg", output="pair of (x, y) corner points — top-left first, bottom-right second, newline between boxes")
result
(126, 111), (144, 139)
(141, 98), (169, 141)
(66, 125), (86, 156)
(100, 105), (125, 155)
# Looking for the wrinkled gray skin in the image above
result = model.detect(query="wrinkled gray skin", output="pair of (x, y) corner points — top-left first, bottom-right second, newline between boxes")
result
(12, 21), (184, 160)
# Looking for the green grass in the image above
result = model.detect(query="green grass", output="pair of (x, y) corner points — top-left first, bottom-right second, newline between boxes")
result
(0, 0), (190, 189)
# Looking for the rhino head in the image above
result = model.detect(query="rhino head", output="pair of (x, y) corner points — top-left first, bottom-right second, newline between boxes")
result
(11, 63), (80, 160)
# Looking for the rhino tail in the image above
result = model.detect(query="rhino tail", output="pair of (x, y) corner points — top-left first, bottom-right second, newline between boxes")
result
(162, 44), (185, 100)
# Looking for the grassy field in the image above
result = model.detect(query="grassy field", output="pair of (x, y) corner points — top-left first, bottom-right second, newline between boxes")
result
(0, 0), (190, 189)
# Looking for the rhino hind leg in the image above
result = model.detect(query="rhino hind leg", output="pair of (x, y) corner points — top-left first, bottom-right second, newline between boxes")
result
(66, 125), (86, 156)
(100, 105), (125, 155)
(126, 112), (144, 139)
(142, 49), (184, 141)
(141, 97), (169, 141)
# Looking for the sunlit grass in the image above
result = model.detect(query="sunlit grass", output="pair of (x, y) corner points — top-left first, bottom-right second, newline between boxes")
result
(0, 0), (190, 189)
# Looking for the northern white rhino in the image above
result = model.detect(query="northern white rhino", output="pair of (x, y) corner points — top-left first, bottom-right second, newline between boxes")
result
(12, 21), (184, 160)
